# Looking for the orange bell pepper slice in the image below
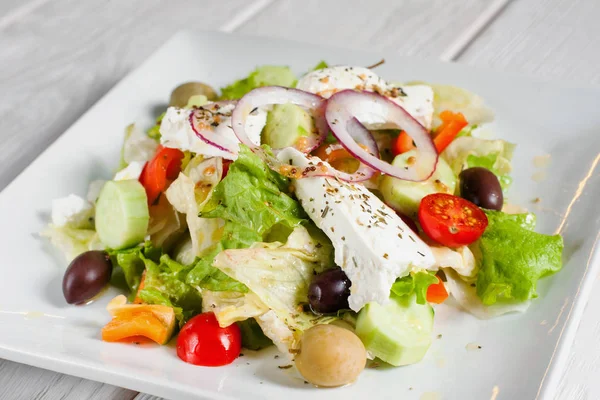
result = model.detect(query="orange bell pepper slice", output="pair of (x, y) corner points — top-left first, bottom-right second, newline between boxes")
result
(133, 271), (146, 305)
(391, 130), (415, 156)
(391, 111), (468, 156)
(433, 111), (468, 154)
(426, 276), (449, 304)
(101, 295), (176, 345)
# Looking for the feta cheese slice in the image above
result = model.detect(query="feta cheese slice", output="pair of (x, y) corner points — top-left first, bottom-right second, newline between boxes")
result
(51, 194), (94, 228)
(278, 148), (435, 311)
(296, 66), (434, 129)
(159, 103), (266, 159)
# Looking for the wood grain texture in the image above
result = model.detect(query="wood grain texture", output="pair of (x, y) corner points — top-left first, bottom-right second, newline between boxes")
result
(0, 0), (249, 190)
(238, 0), (490, 58)
(458, 0), (600, 85)
(0, 0), (29, 17)
(0, 359), (136, 400)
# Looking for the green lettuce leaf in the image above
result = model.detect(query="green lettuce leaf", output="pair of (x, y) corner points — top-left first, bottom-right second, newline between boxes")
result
(201, 146), (305, 235)
(311, 60), (328, 71)
(107, 241), (160, 295)
(475, 210), (563, 305)
(146, 112), (165, 141)
(238, 318), (273, 350)
(220, 66), (297, 100)
(443, 136), (516, 191)
(390, 271), (439, 305)
(108, 242), (203, 325)
(138, 253), (203, 326)
(186, 244), (249, 293)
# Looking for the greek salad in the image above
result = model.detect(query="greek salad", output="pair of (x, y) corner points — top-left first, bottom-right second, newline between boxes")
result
(44, 62), (564, 387)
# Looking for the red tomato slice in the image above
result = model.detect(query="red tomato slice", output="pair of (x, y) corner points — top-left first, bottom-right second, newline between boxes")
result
(418, 193), (488, 247)
(177, 312), (241, 367)
(139, 145), (184, 205)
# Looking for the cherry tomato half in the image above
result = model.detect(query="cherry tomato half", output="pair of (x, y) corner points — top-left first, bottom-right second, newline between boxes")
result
(418, 193), (488, 247)
(139, 145), (184, 205)
(177, 312), (241, 367)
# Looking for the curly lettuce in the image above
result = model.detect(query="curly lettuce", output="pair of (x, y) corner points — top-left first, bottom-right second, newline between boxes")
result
(390, 271), (439, 305)
(220, 66), (297, 100)
(474, 210), (563, 305)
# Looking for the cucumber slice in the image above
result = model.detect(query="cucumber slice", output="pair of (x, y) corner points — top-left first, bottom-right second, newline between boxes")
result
(355, 294), (434, 366)
(262, 103), (315, 149)
(380, 150), (456, 218)
(96, 180), (149, 250)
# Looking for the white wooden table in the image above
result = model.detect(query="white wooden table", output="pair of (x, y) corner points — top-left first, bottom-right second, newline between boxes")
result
(1, 0), (599, 399)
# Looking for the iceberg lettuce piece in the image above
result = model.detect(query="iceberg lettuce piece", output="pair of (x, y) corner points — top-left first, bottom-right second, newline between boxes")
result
(212, 226), (336, 355)
(121, 124), (158, 168)
(442, 136), (516, 190)
(444, 268), (531, 319)
(166, 156), (225, 258)
(41, 225), (103, 263)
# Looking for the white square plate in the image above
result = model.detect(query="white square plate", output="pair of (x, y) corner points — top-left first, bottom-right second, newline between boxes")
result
(1, 31), (599, 400)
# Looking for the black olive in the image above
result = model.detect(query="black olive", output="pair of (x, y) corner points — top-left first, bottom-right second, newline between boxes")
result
(459, 167), (503, 210)
(63, 251), (113, 304)
(308, 267), (351, 314)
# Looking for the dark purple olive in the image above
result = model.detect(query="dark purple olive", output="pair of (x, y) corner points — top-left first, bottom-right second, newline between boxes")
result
(63, 251), (112, 304)
(308, 267), (351, 314)
(459, 167), (504, 211)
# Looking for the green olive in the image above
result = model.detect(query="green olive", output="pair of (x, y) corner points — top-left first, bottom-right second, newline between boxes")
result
(168, 82), (217, 107)
(295, 324), (366, 387)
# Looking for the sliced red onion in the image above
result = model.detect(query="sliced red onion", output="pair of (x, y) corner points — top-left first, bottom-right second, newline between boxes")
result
(231, 86), (328, 153)
(326, 90), (438, 182)
(188, 101), (238, 155)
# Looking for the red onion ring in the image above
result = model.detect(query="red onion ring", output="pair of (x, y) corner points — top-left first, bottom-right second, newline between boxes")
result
(231, 86), (328, 153)
(326, 90), (438, 182)
(188, 101), (238, 155)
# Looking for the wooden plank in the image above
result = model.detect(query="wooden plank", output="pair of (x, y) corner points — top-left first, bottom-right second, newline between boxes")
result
(457, 0), (600, 85)
(0, 0), (33, 18)
(0, 0), (250, 190)
(238, 0), (490, 58)
(0, 359), (136, 400)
